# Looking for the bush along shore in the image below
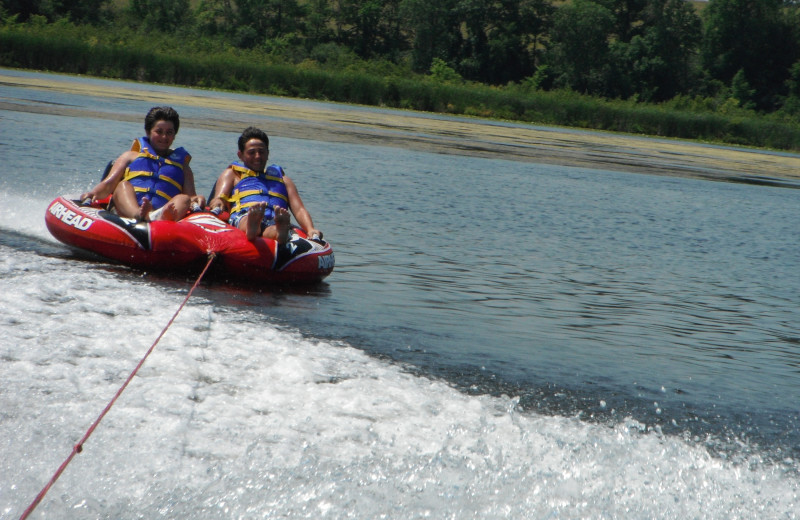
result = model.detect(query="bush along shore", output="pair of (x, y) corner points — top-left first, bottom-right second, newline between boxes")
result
(2, 24), (799, 152)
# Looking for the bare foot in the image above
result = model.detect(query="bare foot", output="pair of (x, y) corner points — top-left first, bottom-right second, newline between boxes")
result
(246, 202), (267, 241)
(137, 197), (153, 221)
(274, 206), (290, 245)
(160, 202), (178, 221)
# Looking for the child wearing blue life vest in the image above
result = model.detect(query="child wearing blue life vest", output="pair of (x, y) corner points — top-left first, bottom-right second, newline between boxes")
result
(208, 127), (322, 244)
(81, 106), (205, 221)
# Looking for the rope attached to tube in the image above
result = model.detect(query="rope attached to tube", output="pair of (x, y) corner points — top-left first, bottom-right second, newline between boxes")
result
(19, 253), (217, 520)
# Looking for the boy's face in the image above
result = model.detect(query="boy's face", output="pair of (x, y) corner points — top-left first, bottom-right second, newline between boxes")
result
(238, 138), (268, 172)
(147, 120), (177, 155)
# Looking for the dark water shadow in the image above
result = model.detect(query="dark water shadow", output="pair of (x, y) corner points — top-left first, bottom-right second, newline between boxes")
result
(710, 174), (800, 189)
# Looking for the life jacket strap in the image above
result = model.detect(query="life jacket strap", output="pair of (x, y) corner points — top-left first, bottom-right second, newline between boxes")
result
(131, 185), (174, 201)
(123, 170), (183, 191)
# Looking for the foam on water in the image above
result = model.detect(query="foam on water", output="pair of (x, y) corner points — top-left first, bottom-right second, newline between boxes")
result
(0, 191), (63, 244)
(1, 245), (798, 519)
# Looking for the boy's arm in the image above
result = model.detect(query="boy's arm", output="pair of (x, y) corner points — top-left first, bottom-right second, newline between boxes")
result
(208, 168), (236, 212)
(285, 175), (322, 239)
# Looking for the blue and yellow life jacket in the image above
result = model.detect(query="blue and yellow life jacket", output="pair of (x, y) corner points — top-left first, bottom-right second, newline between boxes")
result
(227, 162), (289, 221)
(122, 137), (188, 210)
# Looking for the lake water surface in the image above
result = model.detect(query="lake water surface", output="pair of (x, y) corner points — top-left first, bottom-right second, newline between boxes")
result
(1, 69), (799, 518)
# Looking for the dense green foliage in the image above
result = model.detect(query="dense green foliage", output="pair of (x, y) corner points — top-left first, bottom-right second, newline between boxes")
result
(2, 0), (800, 150)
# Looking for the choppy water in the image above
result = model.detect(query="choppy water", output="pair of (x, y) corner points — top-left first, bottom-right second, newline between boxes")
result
(1, 69), (799, 518)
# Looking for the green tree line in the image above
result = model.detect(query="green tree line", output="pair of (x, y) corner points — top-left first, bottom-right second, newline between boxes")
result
(2, 0), (800, 149)
(5, 0), (799, 111)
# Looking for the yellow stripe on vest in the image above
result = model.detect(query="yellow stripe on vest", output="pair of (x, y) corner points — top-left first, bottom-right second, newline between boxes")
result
(124, 170), (182, 191)
(269, 190), (288, 203)
(124, 169), (153, 182)
(159, 174), (182, 190)
(229, 188), (262, 213)
(132, 185), (173, 200)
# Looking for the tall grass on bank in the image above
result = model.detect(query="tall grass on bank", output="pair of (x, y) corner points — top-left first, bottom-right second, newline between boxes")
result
(2, 26), (799, 151)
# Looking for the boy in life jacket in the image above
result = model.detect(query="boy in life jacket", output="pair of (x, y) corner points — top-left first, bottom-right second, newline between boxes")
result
(208, 126), (322, 244)
(80, 106), (205, 221)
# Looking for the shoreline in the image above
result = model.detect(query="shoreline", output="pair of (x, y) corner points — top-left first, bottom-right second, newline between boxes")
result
(3, 71), (800, 187)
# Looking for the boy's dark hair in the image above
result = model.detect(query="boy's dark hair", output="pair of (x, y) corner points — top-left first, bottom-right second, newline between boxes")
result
(238, 126), (269, 152)
(144, 106), (180, 134)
